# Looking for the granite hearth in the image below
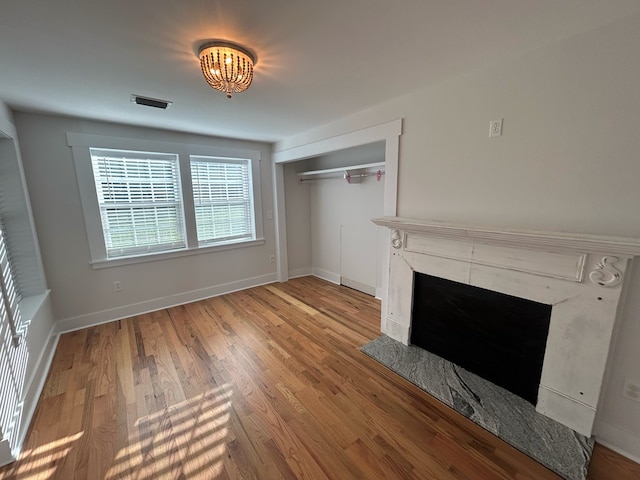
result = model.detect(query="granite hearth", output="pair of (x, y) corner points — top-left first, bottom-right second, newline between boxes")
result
(361, 334), (593, 480)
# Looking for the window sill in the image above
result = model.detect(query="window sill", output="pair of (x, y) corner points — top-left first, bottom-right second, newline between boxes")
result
(16, 290), (51, 336)
(90, 238), (265, 269)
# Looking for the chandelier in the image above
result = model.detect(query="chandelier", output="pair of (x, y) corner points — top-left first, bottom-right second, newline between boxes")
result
(198, 41), (256, 98)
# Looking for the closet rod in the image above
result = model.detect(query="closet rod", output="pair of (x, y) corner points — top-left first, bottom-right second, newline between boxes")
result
(298, 161), (385, 184)
(298, 169), (384, 184)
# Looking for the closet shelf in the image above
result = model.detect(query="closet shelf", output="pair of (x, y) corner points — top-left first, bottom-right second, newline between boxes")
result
(297, 161), (385, 184)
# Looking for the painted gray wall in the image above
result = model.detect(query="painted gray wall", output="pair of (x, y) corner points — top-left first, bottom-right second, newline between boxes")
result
(284, 162), (311, 277)
(309, 175), (383, 293)
(275, 13), (640, 460)
(13, 113), (277, 326)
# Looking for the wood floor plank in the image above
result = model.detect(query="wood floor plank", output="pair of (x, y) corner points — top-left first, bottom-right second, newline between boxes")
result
(1, 277), (638, 479)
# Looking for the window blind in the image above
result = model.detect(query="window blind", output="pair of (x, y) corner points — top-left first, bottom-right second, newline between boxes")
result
(190, 156), (255, 246)
(90, 149), (185, 258)
(0, 199), (25, 453)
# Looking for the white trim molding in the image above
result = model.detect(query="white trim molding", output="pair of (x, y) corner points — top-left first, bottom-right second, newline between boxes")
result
(273, 120), (402, 164)
(0, 440), (12, 468)
(311, 268), (340, 285)
(373, 217), (640, 256)
(15, 326), (58, 458)
(595, 421), (640, 463)
(288, 268), (312, 279)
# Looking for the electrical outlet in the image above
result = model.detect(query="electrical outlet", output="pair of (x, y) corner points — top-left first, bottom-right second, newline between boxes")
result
(269, 254), (275, 263)
(622, 378), (640, 402)
(113, 281), (122, 292)
(489, 118), (503, 138)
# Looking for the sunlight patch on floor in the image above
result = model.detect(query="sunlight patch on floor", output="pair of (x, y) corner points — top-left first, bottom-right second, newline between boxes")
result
(13, 432), (83, 480)
(106, 384), (233, 479)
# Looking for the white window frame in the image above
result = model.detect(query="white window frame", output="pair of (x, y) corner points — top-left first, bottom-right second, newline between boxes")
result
(190, 155), (256, 247)
(68, 132), (264, 268)
(90, 148), (186, 258)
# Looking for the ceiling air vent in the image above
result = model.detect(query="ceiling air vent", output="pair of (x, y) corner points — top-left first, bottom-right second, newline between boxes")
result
(130, 94), (173, 109)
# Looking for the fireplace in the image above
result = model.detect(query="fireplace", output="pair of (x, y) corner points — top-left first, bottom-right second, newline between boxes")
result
(411, 272), (552, 405)
(372, 216), (640, 437)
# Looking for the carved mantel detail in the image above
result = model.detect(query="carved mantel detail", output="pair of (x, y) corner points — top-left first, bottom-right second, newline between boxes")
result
(391, 230), (402, 249)
(589, 256), (623, 287)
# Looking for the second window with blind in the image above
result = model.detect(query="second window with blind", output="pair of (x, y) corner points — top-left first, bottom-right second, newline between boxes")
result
(70, 134), (263, 267)
(190, 156), (254, 247)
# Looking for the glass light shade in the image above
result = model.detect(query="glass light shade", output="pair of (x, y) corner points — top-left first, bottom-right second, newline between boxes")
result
(198, 42), (256, 98)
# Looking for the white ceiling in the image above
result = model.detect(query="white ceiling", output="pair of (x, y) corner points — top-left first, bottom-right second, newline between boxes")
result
(2, 1), (640, 143)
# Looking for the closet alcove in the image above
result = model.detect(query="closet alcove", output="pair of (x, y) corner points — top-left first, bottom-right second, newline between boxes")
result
(283, 142), (385, 297)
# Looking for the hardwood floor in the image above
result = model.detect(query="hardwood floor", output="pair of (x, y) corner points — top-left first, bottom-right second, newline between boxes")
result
(1, 276), (638, 479)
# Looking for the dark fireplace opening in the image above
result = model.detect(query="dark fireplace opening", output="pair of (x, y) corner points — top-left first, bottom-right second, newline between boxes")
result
(410, 272), (552, 405)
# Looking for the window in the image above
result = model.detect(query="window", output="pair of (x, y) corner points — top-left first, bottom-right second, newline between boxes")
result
(90, 149), (185, 258)
(0, 220), (21, 340)
(191, 156), (254, 246)
(69, 133), (264, 267)
(0, 133), (47, 459)
(0, 199), (24, 455)
(0, 185), (23, 343)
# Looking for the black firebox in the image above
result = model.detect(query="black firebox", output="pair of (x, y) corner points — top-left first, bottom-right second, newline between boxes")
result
(410, 272), (552, 405)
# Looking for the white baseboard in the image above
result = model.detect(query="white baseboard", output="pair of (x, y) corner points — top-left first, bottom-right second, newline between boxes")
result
(0, 439), (12, 468)
(2, 292), (59, 465)
(340, 277), (376, 296)
(595, 420), (640, 463)
(288, 267), (312, 279)
(15, 328), (59, 457)
(375, 287), (384, 300)
(55, 273), (278, 334)
(311, 267), (340, 285)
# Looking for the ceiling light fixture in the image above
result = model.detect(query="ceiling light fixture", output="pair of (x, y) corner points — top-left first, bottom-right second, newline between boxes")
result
(198, 41), (256, 98)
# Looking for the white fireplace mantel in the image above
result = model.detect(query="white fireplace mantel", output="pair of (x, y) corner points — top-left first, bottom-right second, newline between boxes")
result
(372, 216), (640, 437)
(372, 216), (640, 256)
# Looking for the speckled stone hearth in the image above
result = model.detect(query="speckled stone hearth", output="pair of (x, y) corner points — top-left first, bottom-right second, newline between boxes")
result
(361, 335), (594, 480)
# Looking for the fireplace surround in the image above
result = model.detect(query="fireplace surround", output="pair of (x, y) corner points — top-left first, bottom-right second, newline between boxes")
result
(372, 216), (640, 437)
